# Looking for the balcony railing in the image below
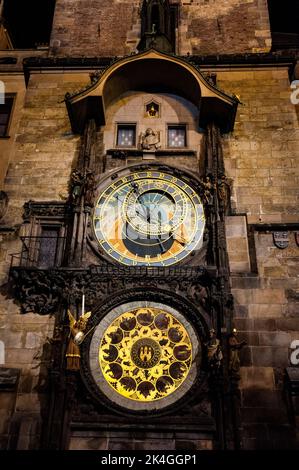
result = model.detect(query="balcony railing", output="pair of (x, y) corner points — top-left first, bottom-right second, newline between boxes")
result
(11, 235), (67, 268)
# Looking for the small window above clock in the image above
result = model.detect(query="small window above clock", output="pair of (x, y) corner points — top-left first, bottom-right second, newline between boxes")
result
(145, 101), (160, 118)
(116, 124), (136, 147)
(167, 125), (187, 148)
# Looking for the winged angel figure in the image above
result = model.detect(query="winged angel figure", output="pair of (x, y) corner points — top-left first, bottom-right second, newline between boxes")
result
(66, 309), (91, 371)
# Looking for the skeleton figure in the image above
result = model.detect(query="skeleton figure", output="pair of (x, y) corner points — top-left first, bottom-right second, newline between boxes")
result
(66, 309), (91, 371)
(202, 175), (215, 205)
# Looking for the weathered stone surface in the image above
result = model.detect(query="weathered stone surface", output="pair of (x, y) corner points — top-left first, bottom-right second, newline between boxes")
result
(252, 346), (288, 367)
(50, 0), (271, 57)
(0, 0), (298, 452)
(240, 367), (275, 390)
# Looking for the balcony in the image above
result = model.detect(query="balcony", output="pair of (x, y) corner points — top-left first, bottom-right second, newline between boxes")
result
(11, 235), (67, 269)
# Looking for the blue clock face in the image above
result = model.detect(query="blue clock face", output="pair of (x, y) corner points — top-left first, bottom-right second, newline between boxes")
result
(93, 170), (205, 266)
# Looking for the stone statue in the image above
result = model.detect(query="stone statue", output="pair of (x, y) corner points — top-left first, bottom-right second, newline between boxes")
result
(84, 170), (96, 207)
(66, 309), (91, 371)
(141, 128), (161, 151)
(204, 329), (223, 369)
(228, 329), (247, 377)
(218, 174), (231, 214)
(70, 169), (85, 204)
(202, 175), (215, 205)
(0, 191), (8, 221)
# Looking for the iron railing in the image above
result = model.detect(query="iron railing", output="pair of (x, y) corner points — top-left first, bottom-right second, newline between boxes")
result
(11, 235), (67, 268)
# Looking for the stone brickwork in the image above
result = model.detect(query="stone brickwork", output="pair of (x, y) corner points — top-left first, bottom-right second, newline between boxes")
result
(220, 67), (299, 224)
(225, 216), (251, 272)
(50, 0), (141, 57)
(231, 230), (299, 448)
(179, 0), (271, 55)
(0, 50), (48, 186)
(1, 73), (86, 226)
(69, 433), (213, 450)
(215, 66), (299, 448)
(0, 60), (298, 448)
(50, 0), (271, 56)
(0, 0), (298, 448)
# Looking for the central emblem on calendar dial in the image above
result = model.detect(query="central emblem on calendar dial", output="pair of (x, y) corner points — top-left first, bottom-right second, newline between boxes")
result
(93, 170), (205, 266)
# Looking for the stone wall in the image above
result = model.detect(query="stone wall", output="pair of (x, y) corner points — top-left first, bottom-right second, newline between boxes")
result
(0, 230), (55, 449)
(50, 0), (271, 56)
(68, 432), (213, 451)
(1, 73), (86, 226)
(220, 67), (299, 224)
(0, 61), (298, 448)
(0, 49), (49, 187)
(221, 66), (299, 448)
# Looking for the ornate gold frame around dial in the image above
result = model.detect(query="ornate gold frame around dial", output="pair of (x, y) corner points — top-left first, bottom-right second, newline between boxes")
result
(89, 300), (201, 412)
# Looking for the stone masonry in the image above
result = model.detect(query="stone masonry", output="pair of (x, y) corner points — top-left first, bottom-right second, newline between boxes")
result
(50, 0), (271, 56)
(0, 0), (298, 450)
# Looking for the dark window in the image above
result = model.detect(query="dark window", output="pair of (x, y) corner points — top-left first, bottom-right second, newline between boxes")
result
(167, 125), (186, 148)
(0, 95), (15, 137)
(38, 226), (60, 268)
(151, 5), (161, 32)
(169, 4), (179, 52)
(117, 124), (136, 147)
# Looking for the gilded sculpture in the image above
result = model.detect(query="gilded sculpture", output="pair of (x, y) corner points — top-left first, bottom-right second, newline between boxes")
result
(66, 308), (92, 371)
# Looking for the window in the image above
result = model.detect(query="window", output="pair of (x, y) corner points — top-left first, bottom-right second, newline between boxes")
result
(167, 125), (186, 148)
(38, 226), (61, 268)
(117, 124), (136, 147)
(0, 94), (15, 137)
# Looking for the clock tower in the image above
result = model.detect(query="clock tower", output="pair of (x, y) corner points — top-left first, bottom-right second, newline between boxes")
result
(30, 47), (238, 449)
(1, 0), (298, 452)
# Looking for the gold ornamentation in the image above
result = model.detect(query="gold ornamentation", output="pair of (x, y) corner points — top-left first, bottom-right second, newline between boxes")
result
(66, 308), (91, 371)
(145, 101), (160, 118)
(131, 338), (161, 369)
(93, 170), (205, 266)
(99, 307), (192, 402)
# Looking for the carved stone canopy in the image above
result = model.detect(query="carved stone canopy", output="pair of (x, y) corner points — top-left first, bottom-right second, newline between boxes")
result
(65, 49), (238, 134)
(10, 265), (214, 318)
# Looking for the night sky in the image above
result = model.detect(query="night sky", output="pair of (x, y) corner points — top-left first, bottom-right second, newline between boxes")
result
(3, 0), (56, 48)
(267, 0), (299, 34)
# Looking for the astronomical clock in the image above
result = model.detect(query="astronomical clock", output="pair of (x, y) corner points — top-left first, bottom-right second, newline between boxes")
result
(80, 165), (208, 414)
(92, 169), (205, 266)
(84, 301), (201, 412)
(10, 44), (238, 449)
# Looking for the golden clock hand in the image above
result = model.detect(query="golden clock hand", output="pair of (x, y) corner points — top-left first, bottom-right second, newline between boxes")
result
(170, 225), (189, 245)
(174, 233), (187, 245)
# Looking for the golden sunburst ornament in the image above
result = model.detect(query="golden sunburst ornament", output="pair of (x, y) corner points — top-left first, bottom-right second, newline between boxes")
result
(99, 307), (192, 402)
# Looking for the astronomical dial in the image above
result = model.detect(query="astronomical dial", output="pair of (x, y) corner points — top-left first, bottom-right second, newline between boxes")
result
(93, 170), (205, 266)
(99, 307), (192, 402)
